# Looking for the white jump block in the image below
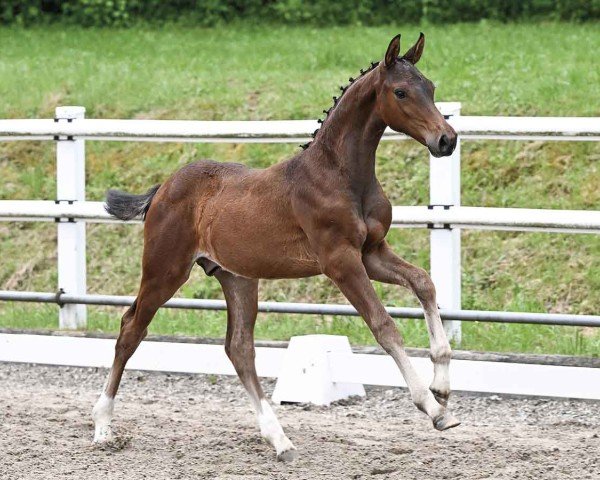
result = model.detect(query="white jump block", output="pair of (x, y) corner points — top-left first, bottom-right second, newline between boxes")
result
(272, 335), (365, 406)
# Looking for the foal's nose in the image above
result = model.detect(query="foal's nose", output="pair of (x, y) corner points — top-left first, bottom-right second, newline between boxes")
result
(437, 133), (457, 157)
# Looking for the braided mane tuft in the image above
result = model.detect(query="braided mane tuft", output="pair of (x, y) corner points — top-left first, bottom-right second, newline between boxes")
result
(300, 60), (380, 150)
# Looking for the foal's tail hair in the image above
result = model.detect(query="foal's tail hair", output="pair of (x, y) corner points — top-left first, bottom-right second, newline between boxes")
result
(105, 184), (161, 221)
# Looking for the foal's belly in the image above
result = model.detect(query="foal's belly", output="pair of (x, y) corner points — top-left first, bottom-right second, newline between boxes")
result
(198, 200), (321, 279)
(214, 238), (321, 279)
(208, 234), (321, 279)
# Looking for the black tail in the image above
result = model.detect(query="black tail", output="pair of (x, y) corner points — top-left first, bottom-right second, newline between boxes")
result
(105, 184), (161, 221)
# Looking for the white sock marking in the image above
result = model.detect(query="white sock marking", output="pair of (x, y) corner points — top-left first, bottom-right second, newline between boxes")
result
(92, 392), (115, 443)
(257, 399), (295, 455)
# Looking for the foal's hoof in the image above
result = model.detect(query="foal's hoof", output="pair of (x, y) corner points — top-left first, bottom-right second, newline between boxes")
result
(433, 412), (461, 431)
(277, 448), (299, 463)
(93, 425), (114, 444)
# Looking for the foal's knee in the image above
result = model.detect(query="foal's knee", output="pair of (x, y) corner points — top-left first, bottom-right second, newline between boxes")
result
(410, 267), (437, 304)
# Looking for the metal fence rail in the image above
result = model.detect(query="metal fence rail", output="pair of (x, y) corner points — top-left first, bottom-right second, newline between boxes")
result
(2, 290), (599, 327)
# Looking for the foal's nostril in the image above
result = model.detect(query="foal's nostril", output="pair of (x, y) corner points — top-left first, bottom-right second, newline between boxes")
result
(438, 134), (449, 153)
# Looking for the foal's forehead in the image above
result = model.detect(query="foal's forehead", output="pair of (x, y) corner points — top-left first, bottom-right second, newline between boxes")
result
(389, 60), (430, 85)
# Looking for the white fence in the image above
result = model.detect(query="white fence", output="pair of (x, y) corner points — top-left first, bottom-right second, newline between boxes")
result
(1, 104), (599, 401)
(1, 104), (599, 333)
(1, 332), (599, 401)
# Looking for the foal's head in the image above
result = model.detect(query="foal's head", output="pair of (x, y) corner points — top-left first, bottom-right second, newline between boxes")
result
(376, 34), (457, 157)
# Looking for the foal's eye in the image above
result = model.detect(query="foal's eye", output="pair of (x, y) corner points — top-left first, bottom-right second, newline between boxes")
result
(394, 89), (407, 99)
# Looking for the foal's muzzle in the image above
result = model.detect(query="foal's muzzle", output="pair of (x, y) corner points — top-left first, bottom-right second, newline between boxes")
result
(429, 131), (457, 158)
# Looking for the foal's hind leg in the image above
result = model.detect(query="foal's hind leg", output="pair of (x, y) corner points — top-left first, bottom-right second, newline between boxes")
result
(92, 226), (196, 443)
(363, 241), (452, 407)
(214, 269), (297, 462)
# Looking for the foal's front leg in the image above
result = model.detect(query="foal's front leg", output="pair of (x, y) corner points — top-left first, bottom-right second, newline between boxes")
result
(363, 241), (453, 406)
(320, 244), (459, 430)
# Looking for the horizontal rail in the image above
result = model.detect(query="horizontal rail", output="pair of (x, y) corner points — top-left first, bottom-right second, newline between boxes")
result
(392, 206), (600, 233)
(2, 333), (600, 399)
(1, 290), (598, 327)
(1, 200), (598, 233)
(3, 333), (599, 399)
(5, 328), (598, 367)
(0, 200), (137, 223)
(0, 115), (599, 143)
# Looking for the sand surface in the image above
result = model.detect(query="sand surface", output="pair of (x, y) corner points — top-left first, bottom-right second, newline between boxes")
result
(0, 362), (598, 479)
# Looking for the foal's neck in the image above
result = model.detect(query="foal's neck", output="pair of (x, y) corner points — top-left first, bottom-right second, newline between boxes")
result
(310, 69), (386, 187)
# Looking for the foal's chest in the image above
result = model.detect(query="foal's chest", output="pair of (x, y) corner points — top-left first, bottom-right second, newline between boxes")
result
(362, 192), (393, 250)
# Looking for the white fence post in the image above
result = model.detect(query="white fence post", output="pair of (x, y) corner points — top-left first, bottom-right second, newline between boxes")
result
(430, 103), (462, 344)
(55, 106), (87, 329)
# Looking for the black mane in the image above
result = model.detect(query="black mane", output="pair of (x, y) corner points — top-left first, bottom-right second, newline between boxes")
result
(300, 60), (380, 150)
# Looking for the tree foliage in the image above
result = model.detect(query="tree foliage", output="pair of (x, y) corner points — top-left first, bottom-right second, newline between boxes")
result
(2, 0), (599, 27)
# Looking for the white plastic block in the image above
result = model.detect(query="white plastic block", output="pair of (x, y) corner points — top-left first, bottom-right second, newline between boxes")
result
(272, 335), (366, 406)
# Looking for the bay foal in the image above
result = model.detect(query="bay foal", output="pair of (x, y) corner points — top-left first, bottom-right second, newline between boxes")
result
(93, 33), (460, 461)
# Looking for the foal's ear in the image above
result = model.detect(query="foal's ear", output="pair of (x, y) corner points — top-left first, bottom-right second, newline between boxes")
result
(384, 34), (401, 68)
(402, 32), (425, 65)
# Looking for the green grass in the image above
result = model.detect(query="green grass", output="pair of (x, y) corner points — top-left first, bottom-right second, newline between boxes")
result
(0, 23), (599, 356)
(1, 23), (599, 119)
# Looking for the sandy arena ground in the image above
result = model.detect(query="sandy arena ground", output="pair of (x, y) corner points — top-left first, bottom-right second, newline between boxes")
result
(0, 362), (598, 479)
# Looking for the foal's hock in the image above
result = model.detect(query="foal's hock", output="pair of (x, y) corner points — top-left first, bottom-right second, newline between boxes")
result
(93, 33), (459, 462)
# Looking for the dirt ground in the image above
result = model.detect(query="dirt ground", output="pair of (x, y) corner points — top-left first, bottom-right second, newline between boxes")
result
(0, 362), (598, 480)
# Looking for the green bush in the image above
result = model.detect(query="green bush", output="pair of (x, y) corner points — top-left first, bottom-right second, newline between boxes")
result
(62, 0), (131, 27)
(1, 0), (599, 26)
(556, 0), (600, 20)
